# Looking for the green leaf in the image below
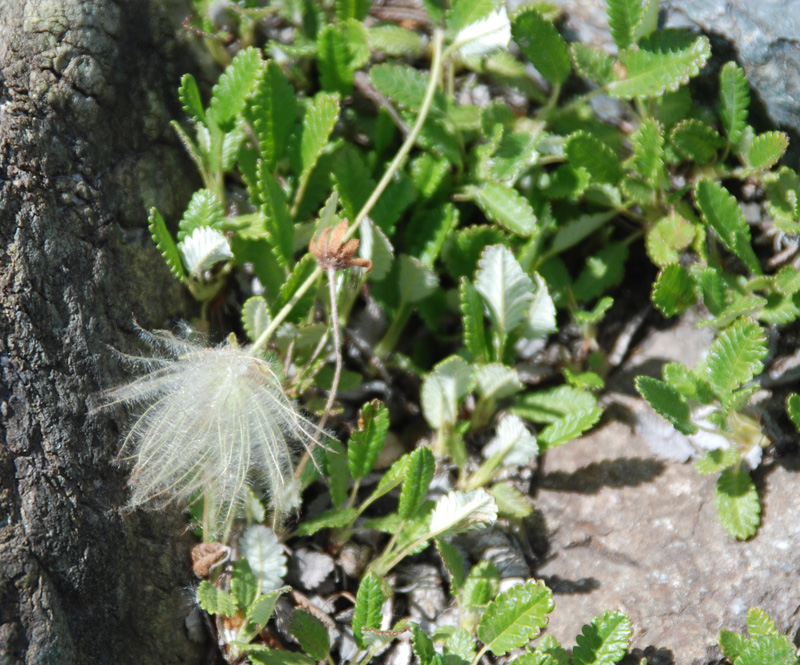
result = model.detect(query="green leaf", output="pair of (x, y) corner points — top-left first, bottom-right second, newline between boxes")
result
(787, 394), (800, 432)
(461, 277), (489, 362)
(746, 131), (788, 171)
(406, 204), (459, 267)
(651, 264), (696, 317)
(443, 225), (507, 280)
(572, 610), (632, 665)
(208, 46), (263, 130)
(325, 439), (350, 509)
(764, 167), (800, 231)
(572, 243), (629, 303)
(571, 43), (615, 85)
(695, 179), (761, 275)
(715, 467), (760, 540)
(249, 648), (316, 665)
(475, 364), (523, 401)
(513, 385), (598, 424)
(260, 169), (294, 266)
(645, 212), (695, 267)
(512, 8), (570, 86)
(747, 608), (780, 638)
(719, 62), (750, 146)
(775, 266), (800, 296)
(461, 560), (500, 608)
(295, 507), (358, 537)
(436, 538), (466, 593)
(695, 447), (738, 475)
(289, 610), (330, 661)
(627, 118), (664, 184)
(368, 24), (424, 57)
(477, 580), (554, 655)
(352, 574), (386, 649)
(447, 0), (497, 36)
(706, 319), (767, 396)
(736, 634), (799, 665)
(537, 407), (603, 450)
(524, 273), (558, 339)
(446, 629), (477, 662)
(336, 0), (369, 21)
(719, 629), (748, 662)
(197, 580), (237, 617)
(670, 119), (724, 164)
(370, 63), (445, 113)
(412, 622), (438, 665)
(178, 73), (205, 123)
(548, 211), (616, 256)
(178, 189), (225, 241)
(468, 183), (538, 237)
(565, 131), (622, 184)
(608, 31), (711, 99)
(299, 93), (340, 183)
(347, 400), (390, 480)
(369, 453), (410, 503)
(490, 482), (533, 518)
(250, 61), (297, 172)
(398, 447), (435, 519)
(523, 635), (570, 665)
(148, 208), (186, 282)
(275, 254), (318, 323)
(573, 296), (614, 325)
(398, 254), (439, 303)
(429, 489), (498, 536)
(474, 245), (534, 351)
(607, 0), (644, 50)
(317, 24), (355, 95)
(635, 376), (697, 435)
(231, 559), (258, 610)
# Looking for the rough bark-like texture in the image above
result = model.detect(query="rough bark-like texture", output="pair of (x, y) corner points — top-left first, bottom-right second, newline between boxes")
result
(0, 2), (206, 663)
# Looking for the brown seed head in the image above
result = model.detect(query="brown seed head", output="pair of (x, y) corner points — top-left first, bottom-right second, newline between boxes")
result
(309, 219), (373, 273)
(191, 541), (230, 577)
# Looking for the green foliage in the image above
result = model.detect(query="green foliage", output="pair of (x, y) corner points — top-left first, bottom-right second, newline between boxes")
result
(347, 400), (390, 480)
(148, 208), (186, 282)
(512, 8), (571, 86)
(607, 0), (645, 50)
(715, 467), (761, 540)
(289, 610), (330, 661)
(695, 179), (761, 275)
(572, 611), (632, 665)
(719, 62), (750, 146)
(477, 580), (554, 655)
(144, 4), (800, 659)
(705, 318), (767, 397)
(352, 574), (386, 649)
(608, 31), (711, 99)
(718, 608), (799, 665)
(651, 263), (696, 317)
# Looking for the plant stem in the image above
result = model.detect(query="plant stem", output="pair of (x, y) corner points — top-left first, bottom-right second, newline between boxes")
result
(250, 28), (446, 354)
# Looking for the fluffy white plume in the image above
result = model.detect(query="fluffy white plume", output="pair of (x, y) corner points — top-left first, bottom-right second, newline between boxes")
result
(105, 329), (321, 534)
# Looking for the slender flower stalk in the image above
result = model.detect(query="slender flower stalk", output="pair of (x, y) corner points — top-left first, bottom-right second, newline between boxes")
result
(250, 28), (446, 355)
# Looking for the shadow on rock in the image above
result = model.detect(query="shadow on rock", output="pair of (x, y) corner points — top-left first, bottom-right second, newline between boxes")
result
(622, 646), (675, 665)
(539, 458), (666, 493)
(539, 574), (599, 595)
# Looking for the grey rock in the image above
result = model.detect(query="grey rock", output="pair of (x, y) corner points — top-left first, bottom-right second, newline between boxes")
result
(534, 418), (800, 665)
(290, 547), (336, 592)
(547, 0), (800, 139)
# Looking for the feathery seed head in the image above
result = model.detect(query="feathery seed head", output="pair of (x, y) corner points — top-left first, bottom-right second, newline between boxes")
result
(105, 329), (320, 535)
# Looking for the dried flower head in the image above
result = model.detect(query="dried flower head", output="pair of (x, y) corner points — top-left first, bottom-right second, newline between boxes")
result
(104, 328), (320, 534)
(309, 219), (373, 273)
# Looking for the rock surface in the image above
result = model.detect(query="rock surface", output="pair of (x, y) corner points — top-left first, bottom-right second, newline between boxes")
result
(533, 317), (800, 665)
(549, 0), (800, 139)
